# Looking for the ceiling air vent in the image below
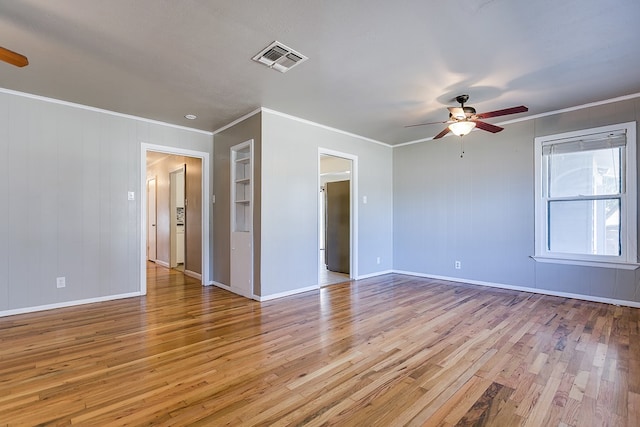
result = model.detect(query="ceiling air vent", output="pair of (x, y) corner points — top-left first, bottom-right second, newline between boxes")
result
(252, 41), (308, 73)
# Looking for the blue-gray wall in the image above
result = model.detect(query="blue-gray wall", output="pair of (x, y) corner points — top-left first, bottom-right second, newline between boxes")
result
(393, 97), (640, 304)
(260, 110), (394, 297)
(4, 87), (639, 315)
(0, 90), (212, 315)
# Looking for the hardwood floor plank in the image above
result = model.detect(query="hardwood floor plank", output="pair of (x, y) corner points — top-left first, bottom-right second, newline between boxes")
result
(422, 375), (491, 427)
(0, 264), (638, 425)
(629, 392), (640, 427)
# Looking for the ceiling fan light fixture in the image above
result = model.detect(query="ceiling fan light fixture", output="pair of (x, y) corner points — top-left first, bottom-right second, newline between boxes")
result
(448, 121), (476, 137)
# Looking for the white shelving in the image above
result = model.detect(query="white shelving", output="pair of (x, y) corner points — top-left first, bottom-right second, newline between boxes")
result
(232, 144), (252, 232)
(230, 140), (254, 299)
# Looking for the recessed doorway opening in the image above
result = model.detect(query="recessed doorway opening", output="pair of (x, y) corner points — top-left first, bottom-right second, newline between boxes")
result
(141, 144), (210, 295)
(318, 150), (357, 286)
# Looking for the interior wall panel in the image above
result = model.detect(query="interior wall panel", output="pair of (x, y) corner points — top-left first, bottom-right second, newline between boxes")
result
(0, 90), (212, 315)
(393, 97), (640, 304)
(213, 113), (262, 291)
(0, 94), (8, 310)
(260, 111), (394, 297)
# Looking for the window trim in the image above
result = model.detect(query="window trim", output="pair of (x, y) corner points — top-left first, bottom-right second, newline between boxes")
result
(534, 122), (638, 268)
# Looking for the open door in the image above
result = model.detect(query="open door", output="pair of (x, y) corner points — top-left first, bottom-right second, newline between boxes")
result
(184, 157), (202, 277)
(170, 166), (186, 269)
(147, 177), (157, 261)
(325, 180), (350, 274)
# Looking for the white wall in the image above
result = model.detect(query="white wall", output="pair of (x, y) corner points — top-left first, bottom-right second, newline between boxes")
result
(260, 110), (394, 297)
(393, 97), (640, 305)
(0, 90), (212, 315)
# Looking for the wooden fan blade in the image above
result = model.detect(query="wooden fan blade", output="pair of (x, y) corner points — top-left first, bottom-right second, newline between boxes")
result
(474, 120), (503, 133)
(404, 120), (448, 128)
(433, 127), (451, 139)
(475, 105), (527, 119)
(0, 46), (28, 67)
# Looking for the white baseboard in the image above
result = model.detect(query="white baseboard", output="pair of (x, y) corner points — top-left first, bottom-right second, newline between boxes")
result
(209, 280), (320, 302)
(210, 281), (317, 302)
(184, 270), (201, 280)
(357, 270), (393, 280)
(155, 260), (170, 268)
(209, 281), (256, 299)
(0, 292), (142, 318)
(392, 270), (640, 309)
(258, 285), (319, 301)
(211, 271), (388, 302)
(210, 280), (230, 291)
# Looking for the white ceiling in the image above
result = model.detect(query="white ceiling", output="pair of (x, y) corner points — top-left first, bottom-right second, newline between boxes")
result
(1, 0), (639, 145)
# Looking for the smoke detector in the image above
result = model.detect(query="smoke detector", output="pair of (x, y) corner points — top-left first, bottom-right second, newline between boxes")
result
(252, 41), (307, 73)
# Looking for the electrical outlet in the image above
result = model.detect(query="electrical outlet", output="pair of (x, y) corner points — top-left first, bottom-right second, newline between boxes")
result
(56, 277), (66, 288)
(455, 261), (461, 270)
(376, 257), (381, 265)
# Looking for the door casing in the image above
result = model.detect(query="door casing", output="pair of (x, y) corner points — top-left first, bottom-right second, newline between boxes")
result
(141, 143), (210, 294)
(318, 148), (358, 281)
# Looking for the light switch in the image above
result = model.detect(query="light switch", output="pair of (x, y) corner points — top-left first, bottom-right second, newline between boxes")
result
(128, 191), (135, 201)
(363, 196), (367, 204)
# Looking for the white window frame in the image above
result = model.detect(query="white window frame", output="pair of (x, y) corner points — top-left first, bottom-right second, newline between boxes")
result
(534, 122), (638, 269)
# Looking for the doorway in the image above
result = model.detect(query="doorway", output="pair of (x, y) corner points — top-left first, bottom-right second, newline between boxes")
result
(319, 151), (355, 286)
(141, 144), (210, 295)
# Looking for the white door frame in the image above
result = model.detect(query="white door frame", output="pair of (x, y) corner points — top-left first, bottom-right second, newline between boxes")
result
(140, 143), (210, 294)
(318, 148), (358, 280)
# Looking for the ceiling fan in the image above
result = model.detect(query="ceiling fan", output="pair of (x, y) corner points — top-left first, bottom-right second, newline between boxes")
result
(0, 46), (29, 67)
(407, 95), (528, 139)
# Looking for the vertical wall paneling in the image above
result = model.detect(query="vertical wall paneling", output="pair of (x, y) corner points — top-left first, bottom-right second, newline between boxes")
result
(260, 111), (392, 297)
(81, 110), (103, 299)
(0, 93), (8, 309)
(0, 90), (212, 316)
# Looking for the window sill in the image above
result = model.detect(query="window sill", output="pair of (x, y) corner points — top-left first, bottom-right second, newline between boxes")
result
(531, 256), (640, 270)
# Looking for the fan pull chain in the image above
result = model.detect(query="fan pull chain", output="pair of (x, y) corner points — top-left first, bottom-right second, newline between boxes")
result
(460, 138), (465, 158)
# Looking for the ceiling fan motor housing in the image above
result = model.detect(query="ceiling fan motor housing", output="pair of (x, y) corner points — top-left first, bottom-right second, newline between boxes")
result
(463, 106), (476, 116)
(455, 94), (470, 105)
(450, 106), (476, 120)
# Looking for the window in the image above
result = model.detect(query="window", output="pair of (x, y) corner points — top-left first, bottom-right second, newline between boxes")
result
(534, 122), (637, 267)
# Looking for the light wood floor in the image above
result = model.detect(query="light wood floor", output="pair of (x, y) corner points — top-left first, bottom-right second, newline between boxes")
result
(0, 264), (638, 426)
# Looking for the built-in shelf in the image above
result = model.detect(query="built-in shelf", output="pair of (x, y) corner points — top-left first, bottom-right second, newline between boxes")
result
(230, 139), (254, 299)
(231, 142), (252, 233)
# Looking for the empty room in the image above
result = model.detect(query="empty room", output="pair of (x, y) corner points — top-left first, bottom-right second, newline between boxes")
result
(1, 1), (639, 425)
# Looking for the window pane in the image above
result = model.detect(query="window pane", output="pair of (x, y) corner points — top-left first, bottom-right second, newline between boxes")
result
(548, 147), (621, 197)
(548, 199), (620, 255)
